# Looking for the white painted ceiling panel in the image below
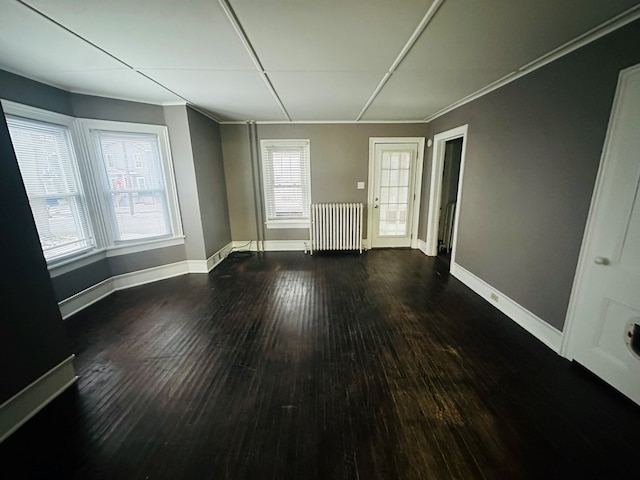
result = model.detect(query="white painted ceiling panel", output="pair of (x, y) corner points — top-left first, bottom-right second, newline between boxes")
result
(141, 69), (286, 121)
(0, 0), (122, 75)
(230, 0), (436, 71)
(22, 0), (255, 70)
(362, 69), (510, 121)
(0, 0), (639, 121)
(269, 71), (384, 120)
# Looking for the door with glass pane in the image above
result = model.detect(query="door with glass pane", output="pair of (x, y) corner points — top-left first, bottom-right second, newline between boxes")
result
(371, 143), (418, 248)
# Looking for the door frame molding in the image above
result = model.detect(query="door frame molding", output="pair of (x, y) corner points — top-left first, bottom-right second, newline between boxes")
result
(367, 137), (425, 249)
(425, 125), (468, 266)
(560, 63), (640, 359)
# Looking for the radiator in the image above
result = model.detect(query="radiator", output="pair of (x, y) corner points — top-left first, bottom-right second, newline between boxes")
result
(310, 203), (363, 254)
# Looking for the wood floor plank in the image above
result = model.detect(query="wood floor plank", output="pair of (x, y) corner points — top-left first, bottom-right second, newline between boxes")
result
(1, 250), (640, 479)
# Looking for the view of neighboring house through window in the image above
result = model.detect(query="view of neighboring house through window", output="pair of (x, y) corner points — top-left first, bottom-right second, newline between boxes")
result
(6, 115), (94, 261)
(260, 139), (311, 228)
(92, 130), (171, 241)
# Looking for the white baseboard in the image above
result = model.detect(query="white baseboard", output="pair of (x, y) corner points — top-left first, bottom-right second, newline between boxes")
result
(112, 261), (191, 291)
(417, 239), (428, 255)
(0, 355), (77, 444)
(58, 242), (234, 320)
(232, 240), (308, 252)
(186, 260), (208, 274)
(450, 262), (562, 352)
(207, 242), (234, 271)
(59, 277), (115, 320)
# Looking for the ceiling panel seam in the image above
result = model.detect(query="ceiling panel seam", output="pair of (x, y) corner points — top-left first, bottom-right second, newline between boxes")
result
(423, 3), (640, 123)
(218, 0), (291, 122)
(15, 0), (224, 123)
(355, 0), (445, 121)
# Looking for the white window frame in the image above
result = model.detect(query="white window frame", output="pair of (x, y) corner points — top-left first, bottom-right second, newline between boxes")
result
(2, 101), (96, 265)
(1, 100), (185, 274)
(260, 139), (311, 229)
(78, 118), (184, 247)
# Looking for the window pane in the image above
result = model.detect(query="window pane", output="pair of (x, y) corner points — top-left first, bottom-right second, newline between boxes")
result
(6, 115), (93, 261)
(108, 191), (169, 240)
(93, 130), (171, 241)
(377, 149), (413, 238)
(261, 140), (311, 225)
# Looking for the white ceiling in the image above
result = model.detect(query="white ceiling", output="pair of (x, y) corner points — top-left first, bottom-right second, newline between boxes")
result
(0, 0), (639, 122)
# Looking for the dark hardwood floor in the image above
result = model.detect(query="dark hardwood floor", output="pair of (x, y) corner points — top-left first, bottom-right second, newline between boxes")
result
(1, 250), (639, 479)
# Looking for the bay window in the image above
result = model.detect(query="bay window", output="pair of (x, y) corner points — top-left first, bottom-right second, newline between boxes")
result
(2, 100), (183, 267)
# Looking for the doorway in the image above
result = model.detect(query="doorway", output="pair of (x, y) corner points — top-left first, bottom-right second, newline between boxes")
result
(562, 64), (640, 405)
(426, 125), (468, 267)
(367, 138), (425, 249)
(436, 138), (463, 265)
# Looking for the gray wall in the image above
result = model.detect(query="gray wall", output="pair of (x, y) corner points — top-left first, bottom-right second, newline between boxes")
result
(50, 259), (111, 302)
(221, 124), (259, 241)
(0, 102), (72, 403)
(71, 93), (165, 125)
(187, 107), (232, 257)
(0, 69), (72, 116)
(107, 245), (186, 276)
(221, 123), (427, 241)
(424, 20), (640, 331)
(163, 105), (206, 260)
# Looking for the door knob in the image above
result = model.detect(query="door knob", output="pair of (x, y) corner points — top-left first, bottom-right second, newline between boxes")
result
(374, 205), (378, 208)
(594, 256), (610, 265)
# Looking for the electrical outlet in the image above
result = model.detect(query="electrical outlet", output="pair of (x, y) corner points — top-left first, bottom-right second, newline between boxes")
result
(490, 293), (499, 302)
(357, 181), (365, 190)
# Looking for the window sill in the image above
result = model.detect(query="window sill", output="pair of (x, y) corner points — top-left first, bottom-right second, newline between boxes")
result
(265, 222), (310, 229)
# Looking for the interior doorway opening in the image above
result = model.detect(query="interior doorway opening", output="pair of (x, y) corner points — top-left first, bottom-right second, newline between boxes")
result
(437, 137), (463, 265)
(425, 125), (468, 268)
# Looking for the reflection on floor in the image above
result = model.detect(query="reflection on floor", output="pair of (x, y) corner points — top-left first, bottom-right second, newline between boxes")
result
(1, 250), (639, 479)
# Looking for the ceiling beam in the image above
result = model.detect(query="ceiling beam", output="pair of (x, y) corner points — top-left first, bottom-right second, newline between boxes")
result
(355, 0), (445, 121)
(218, 0), (291, 122)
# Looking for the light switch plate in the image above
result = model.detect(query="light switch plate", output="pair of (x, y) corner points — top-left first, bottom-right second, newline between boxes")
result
(357, 181), (365, 190)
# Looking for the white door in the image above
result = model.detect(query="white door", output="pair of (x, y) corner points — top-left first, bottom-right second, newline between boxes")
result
(568, 65), (640, 405)
(370, 143), (418, 248)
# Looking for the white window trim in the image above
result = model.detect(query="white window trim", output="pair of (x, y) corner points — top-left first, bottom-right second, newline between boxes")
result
(1, 100), (185, 274)
(2, 100), (97, 264)
(260, 138), (312, 229)
(2, 100), (74, 128)
(78, 118), (184, 246)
